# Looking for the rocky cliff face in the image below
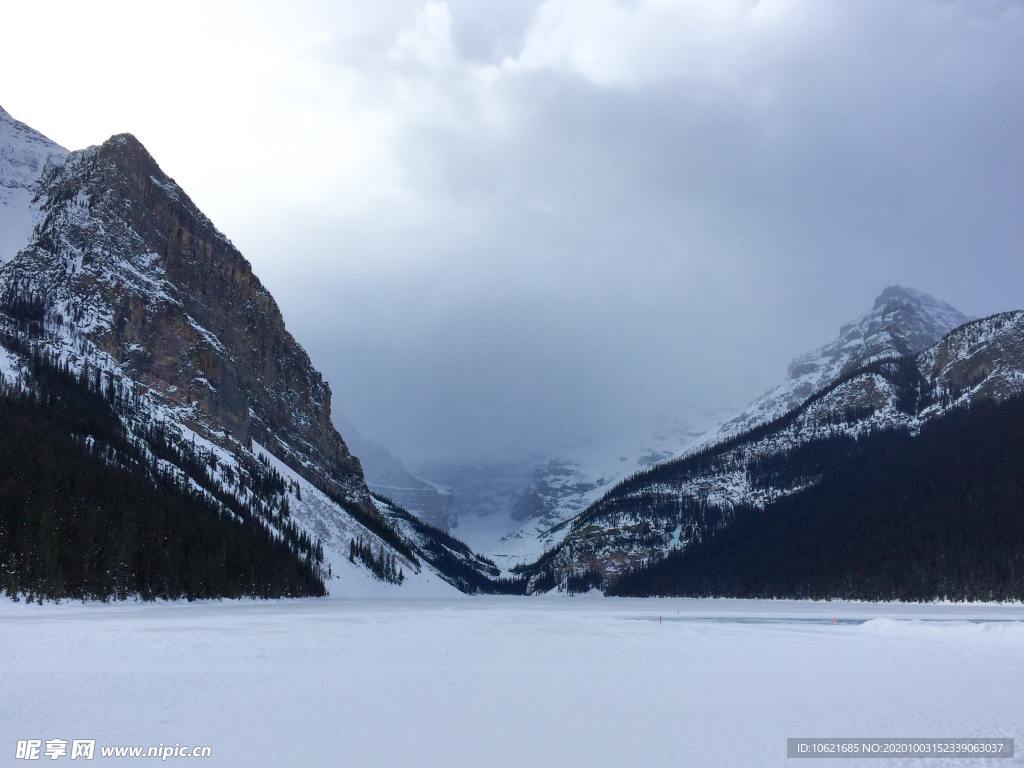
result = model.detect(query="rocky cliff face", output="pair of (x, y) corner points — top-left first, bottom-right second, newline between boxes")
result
(4, 130), (368, 508)
(0, 106), (497, 596)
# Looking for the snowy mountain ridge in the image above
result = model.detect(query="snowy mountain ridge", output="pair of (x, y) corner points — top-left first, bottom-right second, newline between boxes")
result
(699, 285), (969, 447)
(0, 106), (68, 265)
(519, 302), (1024, 592)
(489, 411), (736, 567)
(488, 288), (966, 570)
(0, 106), (494, 598)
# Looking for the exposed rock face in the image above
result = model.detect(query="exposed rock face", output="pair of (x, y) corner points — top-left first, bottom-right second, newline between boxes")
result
(0, 106), (510, 596)
(0, 106), (513, 595)
(704, 285), (969, 445)
(918, 311), (1024, 403)
(4, 131), (368, 507)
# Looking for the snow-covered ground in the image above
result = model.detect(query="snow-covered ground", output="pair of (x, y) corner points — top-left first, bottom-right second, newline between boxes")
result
(1, 597), (1022, 767)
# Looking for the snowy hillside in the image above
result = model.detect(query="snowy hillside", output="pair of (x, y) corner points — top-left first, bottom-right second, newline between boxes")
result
(521, 308), (1024, 593)
(477, 287), (963, 570)
(699, 285), (968, 447)
(490, 411), (736, 568)
(0, 106), (68, 264)
(0, 106), (494, 600)
(494, 286), (968, 574)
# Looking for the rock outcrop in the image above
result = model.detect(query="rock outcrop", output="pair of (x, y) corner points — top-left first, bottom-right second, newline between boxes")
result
(4, 130), (368, 507)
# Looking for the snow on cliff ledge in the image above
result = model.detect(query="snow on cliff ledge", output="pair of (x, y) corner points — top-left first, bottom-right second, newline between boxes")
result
(0, 105), (68, 264)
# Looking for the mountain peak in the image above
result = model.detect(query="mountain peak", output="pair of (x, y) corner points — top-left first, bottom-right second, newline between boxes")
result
(806, 284), (968, 376)
(872, 284), (965, 324)
(92, 132), (167, 190)
(875, 283), (930, 305)
(103, 132), (148, 152)
(857, 285), (969, 359)
(93, 132), (160, 173)
(703, 284), (969, 446)
(0, 109), (501, 598)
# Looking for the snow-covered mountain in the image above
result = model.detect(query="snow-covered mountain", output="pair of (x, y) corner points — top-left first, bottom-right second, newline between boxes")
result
(486, 288), (965, 570)
(0, 106), (496, 599)
(0, 105), (68, 264)
(702, 285), (969, 446)
(413, 458), (539, 550)
(4, 104), (1015, 603)
(519, 302), (1024, 593)
(489, 410), (737, 567)
(403, 405), (736, 563)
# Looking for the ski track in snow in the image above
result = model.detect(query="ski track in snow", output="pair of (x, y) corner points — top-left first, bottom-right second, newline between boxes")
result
(1, 597), (1022, 768)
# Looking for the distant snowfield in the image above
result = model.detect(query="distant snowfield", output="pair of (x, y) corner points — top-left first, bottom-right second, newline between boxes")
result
(2, 598), (1022, 768)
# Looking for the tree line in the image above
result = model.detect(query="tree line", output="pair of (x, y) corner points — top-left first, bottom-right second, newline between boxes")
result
(610, 395), (1024, 601)
(0, 340), (327, 602)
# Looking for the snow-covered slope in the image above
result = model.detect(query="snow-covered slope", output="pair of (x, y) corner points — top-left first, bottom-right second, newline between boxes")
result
(490, 411), (736, 568)
(0, 106), (492, 598)
(700, 285), (968, 446)
(0, 106), (68, 264)
(250, 444), (461, 598)
(413, 458), (539, 549)
(521, 308), (1024, 591)
(486, 293), (961, 571)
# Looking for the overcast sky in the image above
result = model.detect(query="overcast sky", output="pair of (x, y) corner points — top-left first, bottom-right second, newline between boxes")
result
(3, 0), (1023, 463)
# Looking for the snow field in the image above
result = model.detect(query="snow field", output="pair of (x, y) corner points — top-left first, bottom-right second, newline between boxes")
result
(1, 597), (1022, 767)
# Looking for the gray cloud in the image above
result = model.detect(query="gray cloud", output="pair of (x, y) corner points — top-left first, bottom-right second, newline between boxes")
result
(266, 0), (1024, 462)
(5, 0), (1023, 463)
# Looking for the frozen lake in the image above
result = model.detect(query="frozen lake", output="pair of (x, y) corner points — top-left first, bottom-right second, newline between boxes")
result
(2, 597), (1022, 767)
